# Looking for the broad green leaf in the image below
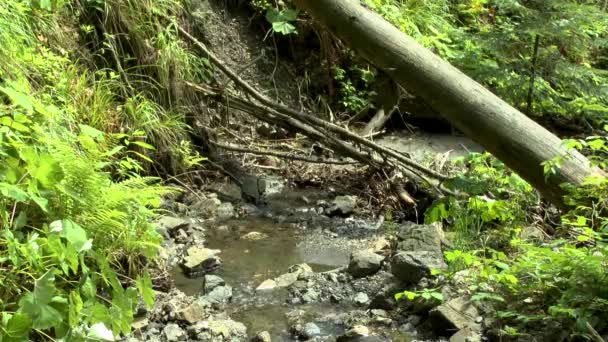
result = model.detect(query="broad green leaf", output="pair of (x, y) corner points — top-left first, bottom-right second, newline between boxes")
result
(5, 312), (32, 338)
(135, 272), (155, 309)
(39, 0), (53, 11)
(443, 176), (486, 195)
(18, 270), (63, 329)
(0, 183), (29, 202)
(430, 292), (444, 302)
(19, 293), (63, 329)
(78, 124), (104, 139)
(265, 8), (281, 23)
(81, 277), (96, 299)
(30, 194), (49, 212)
(31, 154), (63, 188)
(425, 202), (448, 223)
(272, 22), (297, 35)
(0, 86), (33, 114)
(281, 9), (298, 21)
(53, 220), (92, 252)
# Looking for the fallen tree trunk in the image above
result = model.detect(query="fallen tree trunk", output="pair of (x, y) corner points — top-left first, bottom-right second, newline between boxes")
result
(295, 0), (603, 208)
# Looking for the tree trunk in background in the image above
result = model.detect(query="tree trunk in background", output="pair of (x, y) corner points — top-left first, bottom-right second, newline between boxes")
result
(295, 0), (603, 208)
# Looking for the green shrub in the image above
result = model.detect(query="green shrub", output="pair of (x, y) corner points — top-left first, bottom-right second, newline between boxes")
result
(0, 1), (177, 339)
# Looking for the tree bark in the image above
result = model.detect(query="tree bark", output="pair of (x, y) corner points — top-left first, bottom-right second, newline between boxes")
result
(295, 0), (603, 208)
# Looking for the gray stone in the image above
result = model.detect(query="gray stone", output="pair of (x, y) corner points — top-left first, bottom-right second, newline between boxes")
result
(181, 247), (222, 277)
(397, 222), (445, 254)
(449, 327), (482, 342)
(241, 175), (266, 204)
(216, 202), (235, 220)
(327, 195), (358, 216)
(205, 285), (233, 305)
(371, 309), (388, 318)
(131, 318), (149, 331)
(302, 322), (321, 339)
(354, 292), (369, 305)
(390, 251), (447, 284)
(207, 319), (247, 338)
(302, 289), (319, 303)
(348, 250), (384, 278)
(177, 302), (207, 324)
(203, 274), (225, 293)
(275, 272), (299, 287)
(288, 263), (313, 274)
(190, 198), (221, 218)
(163, 323), (185, 341)
(253, 330), (272, 342)
(242, 231), (269, 241)
(156, 216), (190, 235)
(430, 297), (480, 333)
(256, 279), (277, 291)
(337, 325), (369, 341)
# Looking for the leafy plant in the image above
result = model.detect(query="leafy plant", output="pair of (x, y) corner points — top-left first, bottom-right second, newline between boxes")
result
(0, 2), (179, 339)
(266, 8), (299, 35)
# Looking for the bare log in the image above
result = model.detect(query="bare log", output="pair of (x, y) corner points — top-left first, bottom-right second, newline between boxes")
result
(295, 0), (604, 208)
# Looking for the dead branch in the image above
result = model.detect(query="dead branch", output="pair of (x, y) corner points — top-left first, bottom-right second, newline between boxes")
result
(176, 25), (448, 182)
(210, 141), (359, 165)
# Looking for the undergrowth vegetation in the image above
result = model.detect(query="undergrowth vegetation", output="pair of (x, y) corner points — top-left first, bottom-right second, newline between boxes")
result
(0, 0), (204, 339)
(412, 133), (608, 339)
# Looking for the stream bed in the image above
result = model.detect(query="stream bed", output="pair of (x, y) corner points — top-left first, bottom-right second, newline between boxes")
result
(168, 189), (418, 341)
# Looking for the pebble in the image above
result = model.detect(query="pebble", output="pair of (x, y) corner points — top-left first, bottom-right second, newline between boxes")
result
(302, 322), (321, 339)
(253, 331), (272, 342)
(354, 292), (369, 305)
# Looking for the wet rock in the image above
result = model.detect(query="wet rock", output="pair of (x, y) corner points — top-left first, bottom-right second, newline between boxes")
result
(190, 197), (221, 218)
(217, 202), (235, 220)
(430, 297), (480, 333)
(131, 318), (149, 331)
(181, 247), (222, 277)
(368, 237), (391, 257)
(337, 325), (369, 341)
(327, 195), (358, 216)
(289, 263), (313, 274)
(157, 216), (190, 236)
(163, 323), (186, 341)
(371, 309), (388, 318)
(242, 231), (269, 241)
(449, 326), (482, 342)
(276, 272), (299, 287)
(207, 319), (247, 339)
(302, 322), (321, 339)
(390, 251), (447, 284)
(205, 285), (233, 306)
(397, 222), (445, 254)
(348, 250), (384, 278)
(354, 292), (369, 305)
(301, 288), (319, 303)
(253, 330), (272, 342)
(256, 279), (278, 291)
(177, 301), (207, 324)
(241, 175), (266, 204)
(203, 274), (225, 293)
